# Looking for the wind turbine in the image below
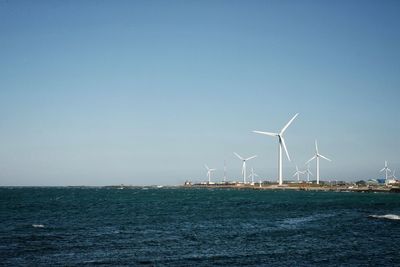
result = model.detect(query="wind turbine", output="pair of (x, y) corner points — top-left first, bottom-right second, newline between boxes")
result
(380, 161), (391, 180)
(390, 170), (397, 180)
(292, 165), (305, 182)
(234, 152), (257, 184)
(248, 167), (259, 185)
(306, 140), (331, 184)
(204, 165), (216, 184)
(304, 162), (313, 182)
(253, 113), (299, 186)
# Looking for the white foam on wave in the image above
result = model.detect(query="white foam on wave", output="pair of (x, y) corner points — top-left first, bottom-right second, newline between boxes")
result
(369, 214), (400, 220)
(32, 224), (45, 228)
(280, 213), (336, 229)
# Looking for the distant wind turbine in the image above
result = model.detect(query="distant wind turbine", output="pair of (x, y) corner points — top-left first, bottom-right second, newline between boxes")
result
(306, 140), (331, 184)
(253, 113), (299, 186)
(234, 152), (257, 184)
(380, 161), (391, 180)
(390, 170), (397, 179)
(304, 162), (313, 182)
(248, 167), (259, 185)
(292, 165), (305, 182)
(204, 165), (216, 184)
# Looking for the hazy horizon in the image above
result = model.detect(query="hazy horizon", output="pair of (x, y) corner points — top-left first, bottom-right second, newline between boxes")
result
(1, 1), (400, 186)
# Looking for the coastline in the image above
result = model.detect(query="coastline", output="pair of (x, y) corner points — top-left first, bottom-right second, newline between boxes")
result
(180, 183), (400, 193)
(3, 184), (398, 194)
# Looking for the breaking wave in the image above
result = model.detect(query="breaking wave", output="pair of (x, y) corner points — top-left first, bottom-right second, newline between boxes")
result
(368, 214), (400, 220)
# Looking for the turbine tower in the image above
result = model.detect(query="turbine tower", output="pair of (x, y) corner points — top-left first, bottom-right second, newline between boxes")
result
(253, 113), (299, 186)
(223, 160), (227, 182)
(304, 162), (313, 182)
(306, 140), (331, 184)
(234, 152), (257, 184)
(380, 161), (391, 180)
(292, 165), (305, 182)
(204, 164), (216, 184)
(248, 167), (259, 185)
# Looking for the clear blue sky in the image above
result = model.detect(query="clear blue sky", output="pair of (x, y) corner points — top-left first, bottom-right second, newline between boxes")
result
(1, 1), (399, 186)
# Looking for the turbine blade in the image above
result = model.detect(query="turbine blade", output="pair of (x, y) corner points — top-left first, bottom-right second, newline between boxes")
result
(253, 131), (278, 137)
(205, 164), (209, 170)
(380, 168), (385, 172)
(306, 156), (316, 164)
(245, 155), (257, 161)
(315, 140), (319, 154)
(319, 154), (332, 162)
(234, 152), (243, 160)
(280, 113), (299, 135)
(280, 137), (291, 161)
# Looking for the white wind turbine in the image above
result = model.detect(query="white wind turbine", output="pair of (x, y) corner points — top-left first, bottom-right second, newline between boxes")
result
(304, 162), (313, 182)
(253, 113), (299, 186)
(234, 152), (257, 184)
(306, 140), (331, 185)
(292, 165), (305, 182)
(204, 165), (216, 184)
(380, 161), (391, 180)
(248, 167), (259, 185)
(390, 170), (397, 179)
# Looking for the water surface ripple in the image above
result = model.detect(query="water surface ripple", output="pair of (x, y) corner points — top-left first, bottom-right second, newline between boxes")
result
(1, 187), (399, 266)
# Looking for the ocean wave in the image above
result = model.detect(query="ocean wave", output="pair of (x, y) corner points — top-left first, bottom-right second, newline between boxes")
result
(32, 224), (45, 228)
(281, 213), (336, 227)
(369, 214), (400, 220)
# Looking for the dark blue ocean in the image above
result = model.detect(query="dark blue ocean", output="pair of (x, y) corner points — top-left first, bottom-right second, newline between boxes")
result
(1, 187), (399, 266)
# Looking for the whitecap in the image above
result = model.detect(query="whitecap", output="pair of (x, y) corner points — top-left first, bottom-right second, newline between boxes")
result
(32, 224), (45, 228)
(369, 214), (400, 220)
(280, 213), (336, 229)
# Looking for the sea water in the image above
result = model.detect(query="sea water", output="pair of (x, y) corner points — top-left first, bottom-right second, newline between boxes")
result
(1, 187), (399, 266)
